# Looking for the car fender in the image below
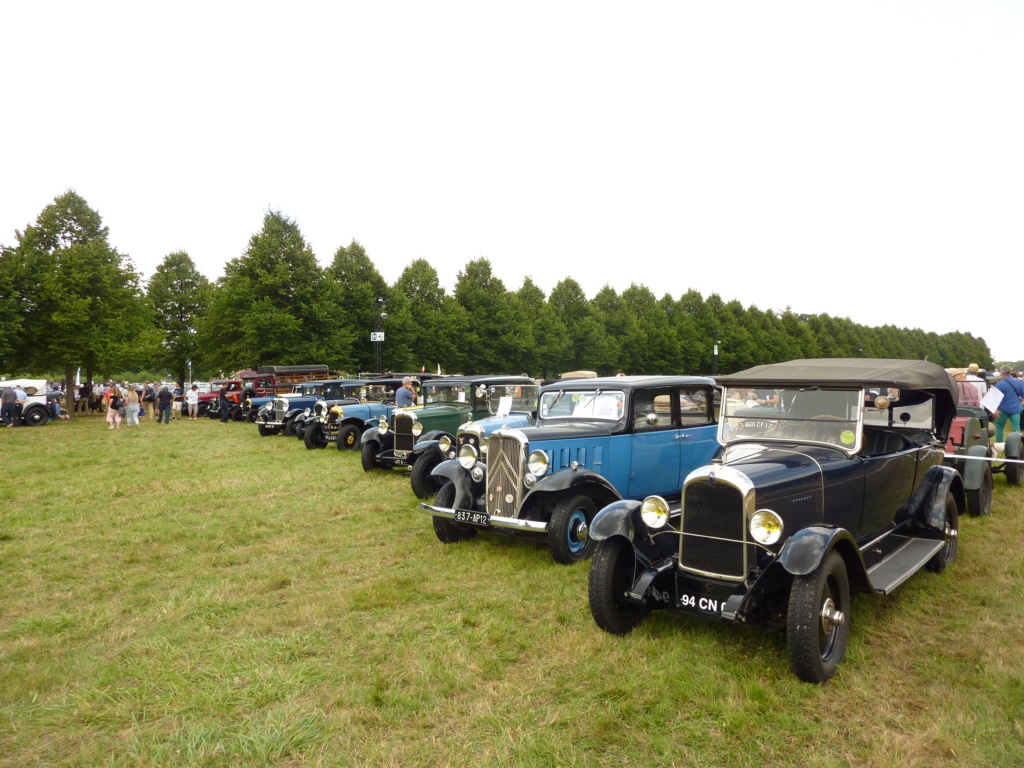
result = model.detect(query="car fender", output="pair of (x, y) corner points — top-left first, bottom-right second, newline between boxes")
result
(776, 526), (866, 580)
(914, 464), (964, 532)
(430, 459), (480, 510)
(1006, 431), (1023, 459)
(962, 444), (989, 491)
(523, 468), (620, 510)
(411, 438), (447, 460)
(590, 499), (639, 543)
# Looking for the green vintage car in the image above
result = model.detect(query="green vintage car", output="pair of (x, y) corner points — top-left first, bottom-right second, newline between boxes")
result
(360, 376), (537, 489)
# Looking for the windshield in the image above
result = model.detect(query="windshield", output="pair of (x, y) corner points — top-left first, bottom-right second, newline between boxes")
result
(487, 384), (539, 416)
(424, 383), (470, 405)
(538, 389), (626, 423)
(720, 386), (865, 450)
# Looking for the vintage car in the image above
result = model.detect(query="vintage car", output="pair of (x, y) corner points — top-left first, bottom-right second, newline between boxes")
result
(419, 376), (720, 564)
(405, 382), (540, 499)
(360, 375), (535, 478)
(942, 404), (1004, 517)
(254, 381), (333, 436)
(301, 377), (411, 450)
(0, 379), (60, 426)
(587, 359), (963, 683)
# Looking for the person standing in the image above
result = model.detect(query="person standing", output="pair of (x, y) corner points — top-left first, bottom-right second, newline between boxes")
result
(141, 381), (155, 420)
(218, 381), (231, 423)
(125, 386), (142, 427)
(951, 370), (981, 407)
(172, 383), (183, 420)
(106, 387), (123, 430)
(992, 365), (1024, 442)
(157, 385), (173, 424)
(1, 385), (23, 428)
(396, 377), (418, 407)
(186, 384), (199, 420)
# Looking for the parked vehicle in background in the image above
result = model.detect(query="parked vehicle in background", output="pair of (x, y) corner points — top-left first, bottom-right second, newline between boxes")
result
(0, 379), (60, 426)
(254, 381), (332, 436)
(420, 376), (719, 563)
(943, 404), (999, 516)
(406, 382), (540, 499)
(302, 378), (411, 451)
(198, 378), (245, 418)
(587, 359), (962, 683)
(361, 375), (535, 483)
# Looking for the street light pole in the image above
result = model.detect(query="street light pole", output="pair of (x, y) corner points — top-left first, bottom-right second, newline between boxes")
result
(712, 330), (721, 376)
(372, 297), (387, 374)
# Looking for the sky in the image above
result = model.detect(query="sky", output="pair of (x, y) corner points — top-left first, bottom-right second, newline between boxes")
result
(2, 2), (1022, 361)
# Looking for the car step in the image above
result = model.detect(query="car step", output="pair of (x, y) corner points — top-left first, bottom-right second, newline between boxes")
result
(866, 538), (945, 594)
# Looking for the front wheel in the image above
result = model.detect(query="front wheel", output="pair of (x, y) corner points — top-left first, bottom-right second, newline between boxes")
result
(361, 441), (382, 472)
(588, 538), (651, 635)
(548, 494), (598, 565)
(336, 424), (361, 451)
(966, 464), (993, 517)
(304, 423), (326, 449)
(787, 550), (850, 683)
(410, 451), (444, 499)
(257, 423), (278, 437)
(431, 482), (477, 543)
(22, 406), (48, 426)
(927, 493), (959, 573)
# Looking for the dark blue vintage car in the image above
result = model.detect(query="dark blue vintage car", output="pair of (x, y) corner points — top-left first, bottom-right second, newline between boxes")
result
(420, 376), (721, 564)
(300, 378), (414, 450)
(254, 380), (358, 436)
(587, 359), (963, 683)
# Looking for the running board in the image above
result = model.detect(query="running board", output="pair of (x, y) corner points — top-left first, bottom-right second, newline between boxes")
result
(867, 538), (945, 595)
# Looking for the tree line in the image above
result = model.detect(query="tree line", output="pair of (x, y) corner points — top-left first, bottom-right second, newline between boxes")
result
(0, 192), (996, 386)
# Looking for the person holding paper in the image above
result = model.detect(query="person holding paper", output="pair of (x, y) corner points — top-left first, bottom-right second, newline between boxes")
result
(992, 365), (1024, 441)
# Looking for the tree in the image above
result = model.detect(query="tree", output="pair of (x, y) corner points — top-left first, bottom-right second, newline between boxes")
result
(197, 211), (353, 373)
(0, 191), (148, 390)
(549, 278), (615, 373)
(393, 259), (467, 374)
(515, 277), (568, 379)
(453, 258), (525, 374)
(146, 251), (211, 384)
(328, 241), (391, 373)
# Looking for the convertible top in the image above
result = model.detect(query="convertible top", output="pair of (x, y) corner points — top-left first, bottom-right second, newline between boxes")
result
(718, 358), (956, 397)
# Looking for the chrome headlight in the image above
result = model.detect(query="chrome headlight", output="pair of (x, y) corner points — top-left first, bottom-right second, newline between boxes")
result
(458, 444), (479, 469)
(750, 509), (784, 545)
(438, 435), (453, 452)
(412, 421), (423, 437)
(640, 496), (671, 529)
(303, 407), (311, 416)
(378, 416), (389, 434)
(527, 449), (549, 477)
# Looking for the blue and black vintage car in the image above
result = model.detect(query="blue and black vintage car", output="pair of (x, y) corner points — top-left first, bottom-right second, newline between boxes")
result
(420, 376), (721, 564)
(587, 359), (963, 683)
(301, 377), (413, 451)
(406, 382), (540, 499)
(254, 380), (352, 436)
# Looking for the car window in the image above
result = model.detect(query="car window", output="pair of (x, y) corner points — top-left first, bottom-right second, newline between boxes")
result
(633, 387), (675, 431)
(680, 386), (714, 426)
(539, 389), (626, 423)
(721, 387), (863, 450)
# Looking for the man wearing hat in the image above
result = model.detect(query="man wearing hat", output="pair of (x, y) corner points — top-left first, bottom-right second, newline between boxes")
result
(949, 369), (980, 406)
(396, 377), (417, 408)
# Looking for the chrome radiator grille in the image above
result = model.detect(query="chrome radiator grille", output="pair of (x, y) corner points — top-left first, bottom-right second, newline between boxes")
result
(394, 412), (416, 455)
(485, 434), (527, 517)
(679, 479), (747, 580)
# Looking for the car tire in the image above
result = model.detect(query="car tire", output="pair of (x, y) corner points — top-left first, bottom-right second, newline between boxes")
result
(1005, 458), (1022, 486)
(229, 405), (245, 422)
(410, 451), (445, 499)
(336, 424), (361, 451)
(361, 441), (382, 472)
(246, 409), (259, 423)
(787, 549), (850, 684)
(431, 482), (477, 543)
(966, 464), (993, 517)
(257, 423), (278, 437)
(304, 423), (326, 449)
(548, 493), (598, 565)
(283, 416), (298, 437)
(22, 406), (48, 426)
(295, 420), (309, 440)
(927, 492), (959, 573)
(588, 538), (651, 635)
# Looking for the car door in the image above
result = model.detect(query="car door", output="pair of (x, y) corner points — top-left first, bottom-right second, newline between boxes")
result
(676, 384), (721, 480)
(627, 386), (681, 498)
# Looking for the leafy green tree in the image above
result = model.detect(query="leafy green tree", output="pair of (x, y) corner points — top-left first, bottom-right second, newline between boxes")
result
(197, 211), (353, 374)
(514, 277), (568, 379)
(146, 251), (211, 384)
(453, 258), (526, 374)
(0, 191), (148, 390)
(393, 259), (466, 374)
(548, 278), (615, 374)
(0, 248), (24, 370)
(328, 240), (391, 373)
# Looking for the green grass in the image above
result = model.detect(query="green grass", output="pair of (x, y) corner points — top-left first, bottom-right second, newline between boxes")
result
(1, 415), (1022, 767)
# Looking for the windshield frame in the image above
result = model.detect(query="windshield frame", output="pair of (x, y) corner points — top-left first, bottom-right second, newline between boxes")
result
(538, 388), (627, 424)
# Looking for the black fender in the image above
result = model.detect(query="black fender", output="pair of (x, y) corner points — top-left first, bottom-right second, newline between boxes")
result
(962, 444), (988, 491)
(256, 405), (271, 421)
(361, 424), (394, 450)
(430, 459), (481, 511)
(776, 526), (865, 578)
(912, 463), (964, 532)
(419, 429), (450, 445)
(521, 468), (621, 513)
(361, 425), (381, 446)
(590, 499), (681, 569)
(590, 499), (639, 543)
(411, 436), (456, 462)
(285, 407), (308, 421)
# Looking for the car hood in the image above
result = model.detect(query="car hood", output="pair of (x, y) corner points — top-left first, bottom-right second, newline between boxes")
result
(509, 420), (620, 442)
(710, 441), (848, 503)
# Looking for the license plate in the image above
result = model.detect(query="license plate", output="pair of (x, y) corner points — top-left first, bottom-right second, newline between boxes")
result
(454, 510), (490, 527)
(679, 592), (724, 614)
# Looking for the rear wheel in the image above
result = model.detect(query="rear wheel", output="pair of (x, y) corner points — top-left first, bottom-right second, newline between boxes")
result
(336, 424), (361, 451)
(410, 451), (445, 499)
(431, 482), (477, 543)
(966, 464), (993, 517)
(787, 550), (850, 683)
(304, 423), (326, 449)
(588, 538), (651, 635)
(927, 493), (959, 573)
(361, 441), (382, 472)
(548, 494), (598, 565)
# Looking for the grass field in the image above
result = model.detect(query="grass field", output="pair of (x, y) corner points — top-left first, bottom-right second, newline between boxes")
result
(1, 415), (1022, 767)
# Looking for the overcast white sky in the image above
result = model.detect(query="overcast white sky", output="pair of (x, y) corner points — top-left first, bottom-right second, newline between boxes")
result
(2, 2), (1021, 360)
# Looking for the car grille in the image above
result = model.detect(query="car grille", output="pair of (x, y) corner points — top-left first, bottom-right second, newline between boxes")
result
(485, 434), (527, 517)
(394, 412), (416, 455)
(679, 479), (747, 580)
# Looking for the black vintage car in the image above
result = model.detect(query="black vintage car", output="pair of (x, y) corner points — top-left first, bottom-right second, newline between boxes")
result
(587, 359), (963, 683)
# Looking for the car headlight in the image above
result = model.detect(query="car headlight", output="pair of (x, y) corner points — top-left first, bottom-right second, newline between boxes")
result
(412, 422), (423, 437)
(303, 408), (311, 416)
(378, 416), (389, 435)
(527, 450), (549, 477)
(331, 406), (344, 417)
(640, 496), (671, 529)
(750, 509), (784, 545)
(458, 444), (478, 469)
(439, 435), (452, 452)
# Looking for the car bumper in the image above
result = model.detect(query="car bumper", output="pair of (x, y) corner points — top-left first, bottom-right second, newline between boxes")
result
(419, 502), (549, 534)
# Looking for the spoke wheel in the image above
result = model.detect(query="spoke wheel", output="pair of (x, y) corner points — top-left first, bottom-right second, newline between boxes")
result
(431, 482), (477, 543)
(588, 538), (651, 635)
(787, 550), (850, 683)
(966, 464), (993, 517)
(927, 493), (959, 573)
(548, 494), (598, 565)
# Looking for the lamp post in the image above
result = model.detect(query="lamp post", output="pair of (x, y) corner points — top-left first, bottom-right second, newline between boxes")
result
(371, 297), (387, 374)
(712, 330), (721, 376)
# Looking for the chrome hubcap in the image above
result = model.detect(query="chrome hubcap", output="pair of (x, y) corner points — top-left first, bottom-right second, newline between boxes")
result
(820, 597), (845, 633)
